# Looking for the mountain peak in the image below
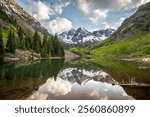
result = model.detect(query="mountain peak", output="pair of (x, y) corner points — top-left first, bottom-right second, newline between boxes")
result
(78, 27), (86, 30)
(69, 28), (76, 32)
(58, 28), (115, 45)
(77, 27), (87, 32)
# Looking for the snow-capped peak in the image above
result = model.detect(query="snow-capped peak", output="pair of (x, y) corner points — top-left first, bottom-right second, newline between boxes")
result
(58, 28), (115, 45)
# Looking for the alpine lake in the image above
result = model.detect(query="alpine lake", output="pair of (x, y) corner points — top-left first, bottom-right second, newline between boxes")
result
(0, 58), (150, 100)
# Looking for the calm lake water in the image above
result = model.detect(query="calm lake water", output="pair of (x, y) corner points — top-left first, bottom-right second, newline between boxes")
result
(0, 59), (150, 100)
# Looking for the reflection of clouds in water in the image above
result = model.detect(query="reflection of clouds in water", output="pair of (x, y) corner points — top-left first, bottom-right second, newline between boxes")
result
(88, 89), (108, 100)
(39, 78), (72, 96)
(28, 67), (134, 100)
(28, 79), (134, 100)
(28, 78), (72, 100)
(86, 81), (134, 100)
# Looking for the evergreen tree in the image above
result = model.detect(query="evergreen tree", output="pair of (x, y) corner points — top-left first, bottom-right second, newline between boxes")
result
(6, 30), (16, 53)
(47, 37), (53, 56)
(18, 27), (26, 49)
(25, 35), (32, 50)
(33, 31), (41, 53)
(41, 34), (48, 57)
(0, 33), (5, 62)
(41, 46), (48, 57)
(43, 34), (48, 48)
(53, 34), (60, 56)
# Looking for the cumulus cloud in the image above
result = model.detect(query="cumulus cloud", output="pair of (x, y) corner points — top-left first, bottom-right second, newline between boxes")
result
(89, 9), (108, 24)
(54, 2), (70, 14)
(101, 17), (125, 29)
(19, 0), (54, 21)
(101, 22), (114, 29)
(32, 1), (54, 20)
(76, 0), (91, 15)
(46, 17), (72, 34)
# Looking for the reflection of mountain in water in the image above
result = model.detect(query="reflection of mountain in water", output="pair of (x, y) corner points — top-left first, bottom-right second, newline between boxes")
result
(29, 66), (134, 100)
(58, 67), (118, 85)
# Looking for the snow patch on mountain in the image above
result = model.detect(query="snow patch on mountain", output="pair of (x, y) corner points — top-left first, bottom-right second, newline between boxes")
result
(58, 27), (115, 45)
(82, 35), (100, 43)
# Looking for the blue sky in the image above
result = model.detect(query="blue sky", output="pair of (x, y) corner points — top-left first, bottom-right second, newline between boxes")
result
(16, 0), (150, 34)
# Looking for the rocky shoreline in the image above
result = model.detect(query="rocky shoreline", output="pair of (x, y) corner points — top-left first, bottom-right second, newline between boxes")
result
(4, 49), (41, 62)
(3, 49), (79, 63)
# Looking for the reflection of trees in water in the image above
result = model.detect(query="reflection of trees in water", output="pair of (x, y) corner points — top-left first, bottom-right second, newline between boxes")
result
(92, 60), (150, 84)
(0, 59), (64, 99)
(0, 59), (64, 81)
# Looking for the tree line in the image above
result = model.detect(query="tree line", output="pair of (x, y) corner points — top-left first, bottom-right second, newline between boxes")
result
(0, 28), (65, 62)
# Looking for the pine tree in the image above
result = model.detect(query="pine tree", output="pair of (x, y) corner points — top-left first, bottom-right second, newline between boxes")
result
(53, 34), (60, 56)
(25, 35), (32, 50)
(43, 34), (48, 48)
(47, 38), (53, 56)
(33, 31), (41, 53)
(41, 46), (48, 57)
(41, 34), (48, 57)
(6, 30), (16, 53)
(0, 33), (5, 62)
(18, 27), (26, 49)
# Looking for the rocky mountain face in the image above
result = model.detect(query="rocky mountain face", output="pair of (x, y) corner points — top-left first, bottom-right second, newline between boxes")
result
(93, 28), (115, 38)
(111, 2), (150, 40)
(0, 0), (49, 35)
(58, 27), (115, 45)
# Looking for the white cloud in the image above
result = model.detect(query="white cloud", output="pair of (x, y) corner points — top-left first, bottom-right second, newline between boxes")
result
(101, 17), (125, 29)
(76, 0), (91, 15)
(22, 0), (54, 21)
(101, 22), (115, 29)
(46, 17), (72, 34)
(115, 17), (126, 28)
(54, 1), (70, 14)
(32, 1), (54, 21)
(89, 9), (108, 24)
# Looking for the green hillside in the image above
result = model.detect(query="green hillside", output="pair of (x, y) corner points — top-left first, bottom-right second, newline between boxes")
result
(92, 33), (150, 59)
